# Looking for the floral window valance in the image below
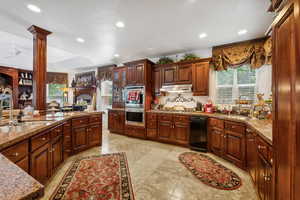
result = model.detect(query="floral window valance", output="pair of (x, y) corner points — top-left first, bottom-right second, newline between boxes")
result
(212, 37), (272, 71)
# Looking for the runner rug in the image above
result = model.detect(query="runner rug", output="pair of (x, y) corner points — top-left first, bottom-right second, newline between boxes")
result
(50, 152), (135, 200)
(179, 152), (242, 190)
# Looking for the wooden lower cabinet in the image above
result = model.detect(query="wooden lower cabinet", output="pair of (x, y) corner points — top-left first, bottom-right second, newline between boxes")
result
(209, 127), (224, 156)
(257, 153), (272, 200)
(158, 120), (173, 142)
(173, 122), (190, 145)
(30, 143), (52, 184)
(63, 121), (72, 160)
(125, 125), (146, 139)
(51, 136), (63, 172)
(108, 110), (125, 134)
(15, 156), (29, 173)
(72, 126), (89, 153)
(224, 130), (245, 168)
(208, 119), (246, 168)
(88, 123), (102, 147)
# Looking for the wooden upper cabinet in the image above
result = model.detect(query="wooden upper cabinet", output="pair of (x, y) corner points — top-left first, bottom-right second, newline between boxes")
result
(177, 64), (192, 84)
(162, 65), (177, 85)
(126, 64), (145, 86)
(153, 67), (162, 96)
(192, 61), (210, 96)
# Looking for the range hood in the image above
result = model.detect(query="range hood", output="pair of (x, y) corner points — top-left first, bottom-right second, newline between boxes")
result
(160, 84), (192, 93)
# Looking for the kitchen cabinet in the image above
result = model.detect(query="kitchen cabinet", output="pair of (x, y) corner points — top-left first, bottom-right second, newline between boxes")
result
(88, 115), (102, 147)
(153, 67), (162, 96)
(126, 63), (145, 86)
(162, 65), (177, 85)
(63, 121), (72, 160)
(112, 67), (126, 108)
(146, 112), (158, 139)
(72, 117), (89, 153)
(177, 63), (192, 84)
(125, 125), (146, 139)
(108, 110), (125, 134)
(1, 140), (29, 173)
(51, 135), (63, 172)
(157, 114), (190, 145)
(192, 61), (210, 96)
(208, 119), (246, 168)
(246, 128), (257, 183)
(30, 142), (52, 184)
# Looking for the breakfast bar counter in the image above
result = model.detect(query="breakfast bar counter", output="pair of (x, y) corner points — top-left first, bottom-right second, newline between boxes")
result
(0, 111), (103, 200)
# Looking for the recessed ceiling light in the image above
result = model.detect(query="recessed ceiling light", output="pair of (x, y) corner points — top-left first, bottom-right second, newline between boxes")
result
(114, 54), (120, 58)
(115, 21), (125, 28)
(147, 47), (154, 50)
(238, 29), (248, 35)
(199, 33), (207, 39)
(76, 37), (85, 43)
(27, 4), (41, 13)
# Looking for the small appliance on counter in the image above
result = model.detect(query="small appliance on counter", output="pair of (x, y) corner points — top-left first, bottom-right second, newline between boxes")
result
(204, 100), (214, 113)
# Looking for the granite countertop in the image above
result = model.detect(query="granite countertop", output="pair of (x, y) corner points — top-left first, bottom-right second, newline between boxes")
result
(0, 154), (44, 200)
(147, 110), (272, 144)
(0, 111), (103, 200)
(0, 111), (103, 151)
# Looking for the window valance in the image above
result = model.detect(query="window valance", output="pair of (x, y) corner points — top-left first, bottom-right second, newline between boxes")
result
(212, 37), (271, 71)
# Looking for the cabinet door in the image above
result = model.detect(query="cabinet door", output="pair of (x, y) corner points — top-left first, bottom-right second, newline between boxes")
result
(224, 130), (245, 168)
(209, 128), (224, 156)
(63, 122), (72, 159)
(173, 122), (190, 145)
(108, 110), (115, 131)
(162, 66), (177, 85)
(117, 111), (125, 133)
(192, 62), (210, 96)
(89, 124), (102, 147)
(72, 127), (88, 152)
(30, 144), (51, 184)
(126, 66), (136, 85)
(135, 64), (144, 85)
(158, 121), (173, 141)
(153, 67), (161, 96)
(15, 156), (29, 173)
(177, 64), (192, 84)
(246, 130), (257, 183)
(51, 136), (63, 173)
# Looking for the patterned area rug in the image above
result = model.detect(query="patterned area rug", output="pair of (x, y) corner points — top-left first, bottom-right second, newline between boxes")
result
(179, 152), (242, 190)
(50, 153), (135, 200)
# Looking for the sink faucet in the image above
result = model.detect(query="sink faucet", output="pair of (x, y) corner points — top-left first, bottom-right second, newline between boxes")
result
(1, 88), (16, 126)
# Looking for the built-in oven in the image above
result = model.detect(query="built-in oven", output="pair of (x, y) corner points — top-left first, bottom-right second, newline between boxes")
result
(125, 108), (144, 126)
(124, 86), (145, 109)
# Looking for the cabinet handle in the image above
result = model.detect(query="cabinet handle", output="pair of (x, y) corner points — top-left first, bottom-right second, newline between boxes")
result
(224, 135), (227, 138)
(258, 145), (266, 150)
(264, 175), (271, 181)
(41, 137), (46, 141)
(270, 158), (273, 164)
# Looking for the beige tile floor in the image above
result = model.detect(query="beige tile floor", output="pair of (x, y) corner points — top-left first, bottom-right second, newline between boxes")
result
(42, 129), (258, 200)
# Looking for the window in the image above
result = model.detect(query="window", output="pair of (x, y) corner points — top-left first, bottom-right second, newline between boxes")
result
(216, 65), (256, 104)
(47, 84), (66, 105)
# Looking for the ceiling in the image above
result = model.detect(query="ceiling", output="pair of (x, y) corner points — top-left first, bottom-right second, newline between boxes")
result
(0, 0), (274, 71)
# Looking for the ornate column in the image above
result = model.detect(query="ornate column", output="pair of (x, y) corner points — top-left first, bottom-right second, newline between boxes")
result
(28, 25), (52, 113)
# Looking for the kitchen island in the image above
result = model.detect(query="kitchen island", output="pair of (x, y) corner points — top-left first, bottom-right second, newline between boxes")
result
(0, 111), (103, 200)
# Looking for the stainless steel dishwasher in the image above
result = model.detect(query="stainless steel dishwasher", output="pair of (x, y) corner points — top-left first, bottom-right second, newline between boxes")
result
(190, 116), (208, 152)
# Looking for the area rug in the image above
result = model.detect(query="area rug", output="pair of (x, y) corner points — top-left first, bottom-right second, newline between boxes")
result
(179, 152), (242, 190)
(50, 152), (135, 200)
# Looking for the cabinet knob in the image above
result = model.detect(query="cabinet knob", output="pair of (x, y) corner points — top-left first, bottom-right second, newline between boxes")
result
(13, 152), (19, 157)
(41, 137), (46, 141)
(258, 145), (266, 150)
(270, 158), (273, 164)
(246, 128), (251, 133)
(224, 135), (227, 138)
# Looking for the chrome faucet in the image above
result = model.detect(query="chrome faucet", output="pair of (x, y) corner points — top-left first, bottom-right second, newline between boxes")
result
(1, 88), (16, 126)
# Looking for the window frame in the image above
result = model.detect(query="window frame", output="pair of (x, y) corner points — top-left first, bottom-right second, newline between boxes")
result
(216, 66), (257, 104)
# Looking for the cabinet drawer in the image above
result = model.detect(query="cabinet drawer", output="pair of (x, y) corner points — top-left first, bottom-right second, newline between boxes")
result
(257, 137), (269, 160)
(174, 115), (190, 122)
(147, 113), (157, 121)
(51, 125), (63, 139)
(90, 115), (102, 124)
(147, 129), (157, 139)
(72, 117), (89, 127)
(209, 118), (224, 129)
(2, 140), (29, 163)
(147, 120), (157, 129)
(126, 125), (145, 138)
(225, 121), (245, 134)
(31, 131), (50, 152)
(158, 114), (173, 121)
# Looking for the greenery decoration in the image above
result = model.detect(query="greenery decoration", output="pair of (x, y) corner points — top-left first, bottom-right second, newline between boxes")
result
(180, 53), (199, 61)
(157, 57), (174, 64)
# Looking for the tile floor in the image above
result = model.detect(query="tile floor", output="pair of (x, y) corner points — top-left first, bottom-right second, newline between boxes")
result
(42, 129), (258, 200)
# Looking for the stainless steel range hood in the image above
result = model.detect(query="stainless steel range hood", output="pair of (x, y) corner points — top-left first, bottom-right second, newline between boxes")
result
(160, 84), (192, 93)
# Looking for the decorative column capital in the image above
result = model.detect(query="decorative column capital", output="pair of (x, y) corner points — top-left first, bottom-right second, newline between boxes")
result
(28, 25), (52, 36)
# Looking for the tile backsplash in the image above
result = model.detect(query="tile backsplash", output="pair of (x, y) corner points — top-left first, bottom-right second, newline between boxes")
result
(157, 93), (209, 109)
